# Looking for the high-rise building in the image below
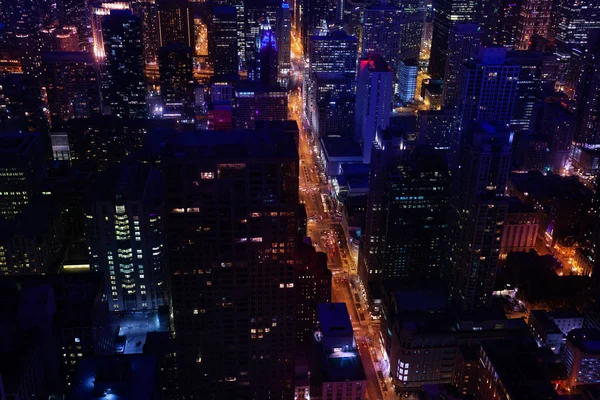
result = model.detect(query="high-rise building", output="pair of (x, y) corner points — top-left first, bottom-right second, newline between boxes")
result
(58, 0), (90, 50)
(157, 0), (194, 48)
(495, 0), (521, 47)
(0, 133), (46, 220)
(429, 0), (477, 78)
(91, 1), (132, 60)
(233, 81), (288, 130)
(87, 161), (167, 312)
(506, 50), (556, 131)
(42, 52), (101, 122)
(555, 0), (600, 46)
(132, 0), (160, 65)
(276, 3), (291, 86)
(209, 6), (239, 77)
(158, 43), (194, 119)
(259, 29), (279, 87)
(102, 10), (148, 119)
(574, 32), (600, 145)
(361, 3), (403, 70)
(442, 23), (482, 108)
(296, 243), (331, 343)
(55, 26), (81, 52)
(301, 0), (329, 51)
(244, 1), (280, 80)
(163, 129), (298, 399)
(457, 47), (520, 127)
(311, 72), (356, 137)
(355, 53), (393, 163)
(515, 0), (552, 50)
(397, 58), (418, 104)
(448, 122), (512, 317)
(359, 134), (450, 285)
(306, 30), (358, 127)
(398, 12), (426, 61)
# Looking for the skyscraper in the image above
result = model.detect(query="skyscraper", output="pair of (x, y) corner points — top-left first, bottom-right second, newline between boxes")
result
(42, 52), (101, 122)
(91, 1), (132, 60)
(506, 50), (556, 131)
(397, 58), (418, 104)
(457, 47), (520, 127)
(300, 0), (329, 51)
(306, 30), (358, 128)
(209, 6), (239, 77)
(359, 132), (450, 285)
(442, 23), (482, 108)
(158, 43), (194, 119)
(361, 3), (403, 69)
(259, 29), (278, 87)
(495, 0), (521, 47)
(448, 122), (511, 317)
(355, 53), (393, 163)
(87, 161), (167, 312)
(0, 133), (46, 220)
(102, 10), (148, 119)
(555, 0), (600, 46)
(515, 0), (552, 50)
(311, 72), (356, 137)
(429, 0), (477, 78)
(163, 129), (298, 399)
(157, 0), (194, 48)
(575, 32), (600, 145)
(132, 0), (160, 65)
(276, 3), (291, 86)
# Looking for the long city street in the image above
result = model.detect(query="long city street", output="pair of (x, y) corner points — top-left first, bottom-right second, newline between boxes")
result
(289, 65), (393, 399)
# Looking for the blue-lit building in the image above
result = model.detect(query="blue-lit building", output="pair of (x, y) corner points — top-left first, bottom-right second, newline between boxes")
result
(259, 29), (278, 87)
(86, 161), (167, 312)
(397, 58), (418, 104)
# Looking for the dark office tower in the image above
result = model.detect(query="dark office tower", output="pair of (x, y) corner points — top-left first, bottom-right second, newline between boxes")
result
(132, 0), (160, 65)
(295, 243), (331, 343)
(575, 32), (600, 145)
(429, 0), (477, 78)
(259, 30), (278, 87)
(158, 43), (194, 119)
(209, 6), (238, 78)
(360, 134), (450, 285)
(311, 72), (355, 137)
(301, 0), (328, 51)
(163, 129), (298, 399)
(506, 50), (556, 131)
(276, 3), (291, 85)
(0, 133), (46, 220)
(87, 161), (167, 312)
(496, 0), (521, 47)
(361, 3), (402, 70)
(514, 0), (552, 50)
(42, 52), (101, 123)
(457, 47), (520, 127)
(157, 0), (194, 48)
(398, 12), (426, 61)
(244, 1), (280, 80)
(477, 0), (501, 44)
(555, 0), (600, 46)
(448, 122), (511, 317)
(233, 82), (288, 129)
(442, 24), (482, 108)
(102, 10), (148, 119)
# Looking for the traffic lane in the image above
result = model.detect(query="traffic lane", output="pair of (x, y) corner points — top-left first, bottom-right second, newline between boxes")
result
(358, 338), (385, 400)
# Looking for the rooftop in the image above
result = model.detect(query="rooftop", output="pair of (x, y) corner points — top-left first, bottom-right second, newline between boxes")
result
(320, 137), (362, 159)
(71, 355), (157, 399)
(567, 329), (600, 354)
(42, 51), (95, 64)
(481, 340), (556, 399)
(322, 351), (366, 383)
(318, 303), (353, 339)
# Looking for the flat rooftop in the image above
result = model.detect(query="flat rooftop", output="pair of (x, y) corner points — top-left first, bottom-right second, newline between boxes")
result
(323, 351), (366, 383)
(318, 303), (353, 339)
(320, 137), (362, 159)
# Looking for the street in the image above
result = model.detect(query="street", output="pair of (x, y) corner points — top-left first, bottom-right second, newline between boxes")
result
(289, 61), (393, 399)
